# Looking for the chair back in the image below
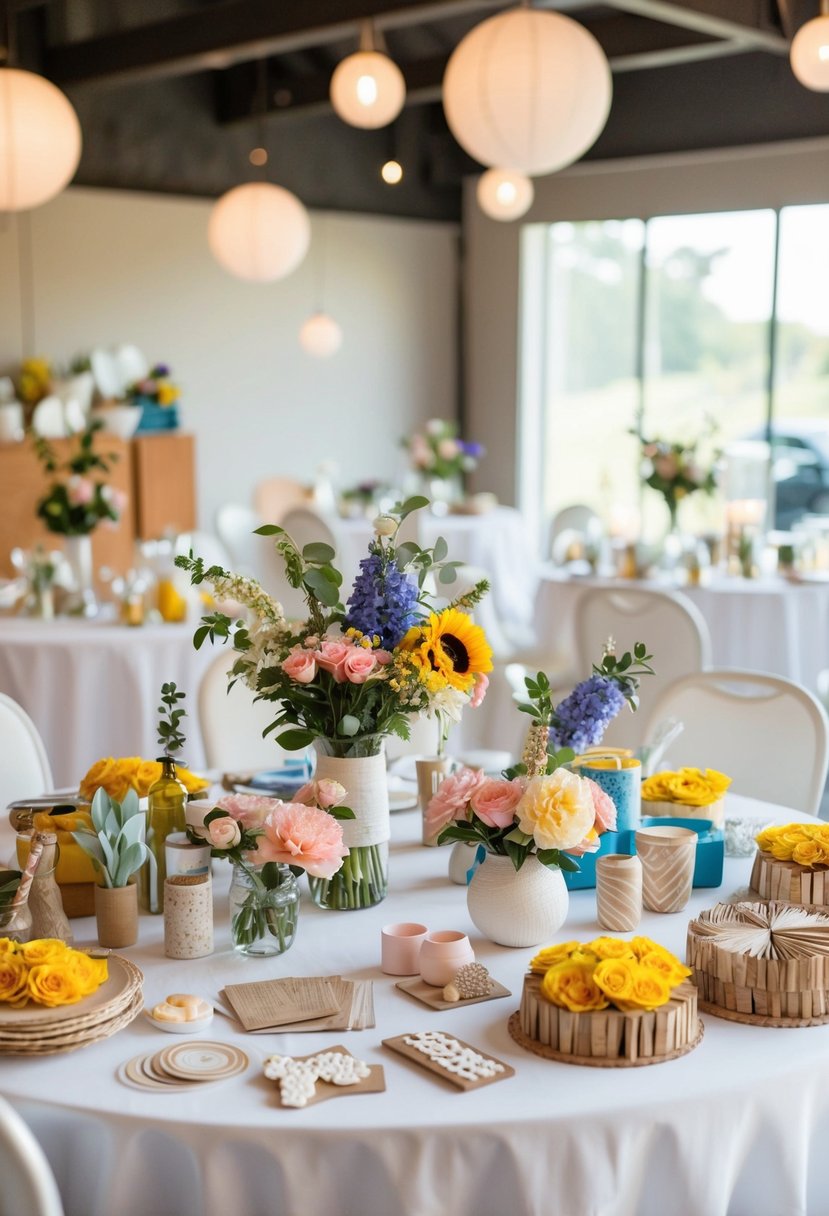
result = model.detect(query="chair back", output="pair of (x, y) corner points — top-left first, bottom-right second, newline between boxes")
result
(198, 652), (287, 772)
(253, 478), (309, 526)
(0, 1097), (64, 1216)
(548, 504), (600, 558)
(574, 586), (711, 749)
(175, 530), (231, 571)
(644, 670), (829, 816)
(0, 694), (53, 810)
(215, 504), (262, 576)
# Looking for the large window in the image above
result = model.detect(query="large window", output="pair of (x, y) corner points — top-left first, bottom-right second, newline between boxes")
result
(520, 205), (829, 541)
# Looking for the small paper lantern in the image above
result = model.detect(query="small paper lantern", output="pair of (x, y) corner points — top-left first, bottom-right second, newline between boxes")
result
(299, 312), (343, 358)
(443, 8), (612, 175)
(208, 182), (310, 282)
(0, 68), (82, 210)
(476, 168), (534, 221)
(330, 51), (405, 129)
(791, 14), (829, 91)
(381, 159), (404, 184)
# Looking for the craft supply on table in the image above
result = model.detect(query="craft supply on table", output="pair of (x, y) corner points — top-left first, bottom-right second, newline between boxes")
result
(418, 931), (475, 987)
(17, 831), (73, 943)
(165, 832), (211, 877)
(596, 853), (642, 932)
(220, 976), (375, 1032)
(118, 1040), (249, 1091)
(382, 1031), (514, 1091)
(163, 873), (213, 960)
(635, 825), (697, 913)
(750, 823), (829, 907)
(396, 962), (510, 1011)
(263, 1046), (385, 1108)
(381, 922), (429, 976)
(147, 993), (214, 1034)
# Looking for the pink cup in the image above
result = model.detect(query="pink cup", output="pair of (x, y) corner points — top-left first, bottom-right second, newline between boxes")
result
(418, 930), (475, 987)
(381, 922), (429, 976)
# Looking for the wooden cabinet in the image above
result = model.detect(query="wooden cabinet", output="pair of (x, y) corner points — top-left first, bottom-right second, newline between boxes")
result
(0, 431), (197, 582)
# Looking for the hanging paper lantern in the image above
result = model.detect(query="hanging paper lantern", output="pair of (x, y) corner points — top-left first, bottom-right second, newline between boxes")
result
(299, 312), (343, 358)
(476, 168), (534, 221)
(208, 182), (310, 282)
(0, 68), (82, 210)
(330, 51), (406, 129)
(791, 13), (829, 91)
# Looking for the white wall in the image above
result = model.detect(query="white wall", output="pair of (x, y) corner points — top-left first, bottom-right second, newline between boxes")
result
(464, 136), (829, 506)
(0, 187), (459, 527)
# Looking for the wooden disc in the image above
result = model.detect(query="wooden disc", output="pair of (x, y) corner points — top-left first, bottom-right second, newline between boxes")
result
(507, 1010), (704, 1068)
(697, 998), (829, 1029)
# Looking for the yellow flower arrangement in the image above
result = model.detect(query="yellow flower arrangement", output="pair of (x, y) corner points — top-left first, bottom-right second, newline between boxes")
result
(642, 767), (731, 807)
(755, 823), (829, 868)
(79, 756), (209, 802)
(400, 608), (493, 695)
(0, 940), (108, 1008)
(531, 936), (690, 1013)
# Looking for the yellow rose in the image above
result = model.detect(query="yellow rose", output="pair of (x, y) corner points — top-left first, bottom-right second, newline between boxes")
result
(529, 941), (580, 974)
(638, 949), (692, 987)
(178, 766), (209, 794)
(792, 840), (827, 868)
(630, 936), (663, 960)
(0, 938), (20, 955)
(136, 760), (161, 796)
(541, 961), (609, 1013)
(642, 773), (671, 801)
(516, 770), (595, 852)
(770, 839), (797, 861)
(79, 757), (120, 800)
(27, 963), (84, 1007)
(66, 951), (108, 996)
(615, 965), (672, 1011)
(588, 936), (636, 961)
(593, 958), (637, 1003)
(20, 938), (70, 965)
(570, 949), (600, 966)
(0, 955), (29, 1005)
(755, 827), (780, 852)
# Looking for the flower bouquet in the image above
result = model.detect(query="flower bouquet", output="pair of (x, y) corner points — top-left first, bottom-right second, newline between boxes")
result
(637, 426), (717, 532)
(34, 420), (127, 538)
(176, 497), (493, 909)
(187, 787), (352, 953)
(403, 419), (484, 503)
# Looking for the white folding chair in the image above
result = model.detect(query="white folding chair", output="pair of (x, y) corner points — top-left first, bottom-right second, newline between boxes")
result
(0, 694), (53, 809)
(573, 586), (712, 750)
(547, 504), (601, 559)
(215, 504), (261, 576)
(253, 477), (309, 525)
(644, 670), (829, 816)
(0, 1098), (64, 1216)
(198, 652), (288, 772)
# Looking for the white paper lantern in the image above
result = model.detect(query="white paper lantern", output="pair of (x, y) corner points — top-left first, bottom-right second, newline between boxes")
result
(299, 312), (343, 358)
(443, 8), (612, 176)
(208, 182), (310, 282)
(330, 51), (405, 128)
(476, 168), (534, 221)
(791, 14), (829, 91)
(0, 68), (81, 210)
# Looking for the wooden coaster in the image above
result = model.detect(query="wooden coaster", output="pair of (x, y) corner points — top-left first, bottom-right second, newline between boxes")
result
(382, 1031), (514, 1091)
(267, 1046), (386, 1109)
(118, 1054), (191, 1092)
(395, 976), (511, 1012)
(508, 1010), (704, 1067)
(156, 1041), (249, 1081)
(697, 999), (829, 1028)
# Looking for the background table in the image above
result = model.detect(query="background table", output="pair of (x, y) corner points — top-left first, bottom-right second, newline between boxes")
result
(5, 795), (829, 1216)
(534, 569), (829, 692)
(0, 617), (215, 787)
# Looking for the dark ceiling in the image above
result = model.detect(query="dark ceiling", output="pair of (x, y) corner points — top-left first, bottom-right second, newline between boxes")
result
(11, 0), (829, 221)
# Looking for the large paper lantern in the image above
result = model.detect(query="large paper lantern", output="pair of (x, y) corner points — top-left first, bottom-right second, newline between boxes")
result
(208, 182), (310, 282)
(330, 51), (405, 128)
(476, 168), (534, 221)
(443, 8), (612, 176)
(791, 13), (829, 90)
(0, 68), (81, 210)
(299, 312), (343, 358)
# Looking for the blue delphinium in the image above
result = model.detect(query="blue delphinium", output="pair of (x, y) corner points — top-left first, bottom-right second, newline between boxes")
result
(549, 674), (627, 753)
(344, 552), (419, 650)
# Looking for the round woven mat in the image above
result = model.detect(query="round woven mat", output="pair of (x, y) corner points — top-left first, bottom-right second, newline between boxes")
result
(507, 1010), (704, 1068)
(697, 998), (829, 1029)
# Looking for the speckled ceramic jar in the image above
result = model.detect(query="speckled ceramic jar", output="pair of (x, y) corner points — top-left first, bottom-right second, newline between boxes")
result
(163, 874), (213, 959)
(578, 758), (642, 832)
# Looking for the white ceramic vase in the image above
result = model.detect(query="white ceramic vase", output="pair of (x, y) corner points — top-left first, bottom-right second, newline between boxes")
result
(466, 854), (569, 947)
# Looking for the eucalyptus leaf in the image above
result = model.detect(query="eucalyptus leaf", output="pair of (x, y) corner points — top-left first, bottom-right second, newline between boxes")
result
(302, 542), (336, 564)
(253, 524), (285, 536)
(433, 535), (448, 562)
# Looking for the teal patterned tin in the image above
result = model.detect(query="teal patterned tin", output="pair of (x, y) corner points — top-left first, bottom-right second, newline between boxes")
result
(578, 757), (642, 833)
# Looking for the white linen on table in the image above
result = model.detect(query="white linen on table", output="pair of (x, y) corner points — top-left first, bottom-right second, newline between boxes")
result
(0, 618), (215, 787)
(5, 795), (829, 1216)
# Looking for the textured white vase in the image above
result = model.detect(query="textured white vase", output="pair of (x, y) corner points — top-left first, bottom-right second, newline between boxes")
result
(466, 854), (569, 947)
(448, 841), (479, 886)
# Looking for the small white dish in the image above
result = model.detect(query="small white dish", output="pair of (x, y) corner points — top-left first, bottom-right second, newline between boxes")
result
(145, 1009), (214, 1035)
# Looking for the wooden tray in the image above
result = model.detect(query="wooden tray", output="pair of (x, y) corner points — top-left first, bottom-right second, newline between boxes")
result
(395, 976), (511, 1011)
(268, 1046), (386, 1108)
(382, 1032), (514, 1091)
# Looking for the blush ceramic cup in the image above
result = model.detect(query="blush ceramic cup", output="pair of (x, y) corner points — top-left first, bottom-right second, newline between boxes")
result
(418, 930), (475, 987)
(381, 922), (430, 976)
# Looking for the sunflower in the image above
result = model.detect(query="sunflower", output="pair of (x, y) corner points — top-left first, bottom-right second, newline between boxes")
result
(401, 608), (492, 693)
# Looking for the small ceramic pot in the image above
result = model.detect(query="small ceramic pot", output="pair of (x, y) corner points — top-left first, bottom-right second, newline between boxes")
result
(418, 930), (475, 987)
(94, 883), (138, 948)
(381, 922), (429, 975)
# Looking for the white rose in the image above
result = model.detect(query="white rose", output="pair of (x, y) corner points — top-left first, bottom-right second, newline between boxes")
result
(207, 816), (242, 849)
(373, 515), (397, 537)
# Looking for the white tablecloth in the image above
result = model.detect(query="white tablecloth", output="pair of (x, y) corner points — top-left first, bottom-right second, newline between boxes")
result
(534, 569), (829, 693)
(337, 507), (539, 632)
(4, 796), (829, 1216)
(0, 617), (215, 787)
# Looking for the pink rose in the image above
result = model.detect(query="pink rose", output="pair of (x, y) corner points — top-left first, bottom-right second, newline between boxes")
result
(207, 816), (241, 849)
(470, 673), (489, 709)
(184, 799), (215, 838)
(67, 475), (94, 506)
(282, 649), (317, 684)
(294, 778), (346, 808)
(316, 640), (352, 683)
(293, 781), (315, 806)
(254, 803), (348, 879)
(216, 792), (281, 831)
(586, 779), (617, 834)
(343, 649), (377, 684)
(424, 766), (486, 837)
(654, 453), (678, 480)
(374, 650), (392, 666)
(469, 777), (522, 829)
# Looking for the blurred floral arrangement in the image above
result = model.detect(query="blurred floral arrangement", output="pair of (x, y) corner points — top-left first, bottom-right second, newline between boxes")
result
(530, 936), (691, 1013)
(403, 419), (484, 482)
(34, 420), (127, 536)
(128, 363), (179, 409)
(642, 767), (730, 808)
(79, 756), (209, 802)
(636, 422), (718, 528)
(0, 938), (108, 1008)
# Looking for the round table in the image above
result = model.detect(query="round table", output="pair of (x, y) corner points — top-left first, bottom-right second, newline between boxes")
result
(534, 569), (829, 693)
(4, 795), (829, 1216)
(0, 617), (215, 787)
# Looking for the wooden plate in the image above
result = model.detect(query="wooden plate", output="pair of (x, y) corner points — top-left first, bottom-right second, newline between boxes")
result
(0, 955), (142, 1028)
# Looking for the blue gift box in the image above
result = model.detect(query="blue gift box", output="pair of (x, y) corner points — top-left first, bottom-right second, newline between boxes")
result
(135, 398), (179, 432)
(563, 817), (724, 891)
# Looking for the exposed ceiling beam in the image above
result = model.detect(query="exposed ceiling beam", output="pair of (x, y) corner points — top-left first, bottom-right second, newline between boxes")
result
(599, 0), (789, 54)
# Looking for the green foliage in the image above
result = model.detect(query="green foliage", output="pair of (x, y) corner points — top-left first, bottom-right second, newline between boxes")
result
(594, 642), (655, 710)
(72, 788), (153, 889)
(157, 682), (187, 756)
(33, 420), (123, 538)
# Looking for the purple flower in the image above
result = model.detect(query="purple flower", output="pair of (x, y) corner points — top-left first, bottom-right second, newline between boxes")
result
(549, 675), (627, 753)
(344, 552), (419, 650)
(152, 363), (170, 378)
(460, 441), (485, 457)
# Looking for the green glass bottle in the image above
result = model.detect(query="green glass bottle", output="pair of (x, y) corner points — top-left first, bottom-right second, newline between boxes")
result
(139, 755), (187, 914)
